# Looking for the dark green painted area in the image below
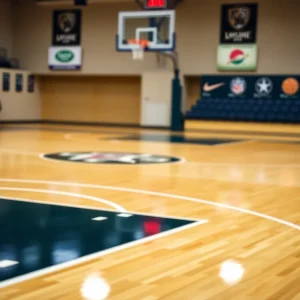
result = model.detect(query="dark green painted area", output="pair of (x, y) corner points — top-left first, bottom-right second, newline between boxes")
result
(0, 199), (194, 283)
(111, 134), (241, 145)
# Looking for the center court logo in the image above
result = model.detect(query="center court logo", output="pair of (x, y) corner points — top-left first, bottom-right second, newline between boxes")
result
(228, 49), (248, 65)
(42, 152), (182, 164)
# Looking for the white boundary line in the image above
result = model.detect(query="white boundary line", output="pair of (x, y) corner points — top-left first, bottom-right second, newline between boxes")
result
(0, 195), (200, 222)
(0, 178), (299, 231)
(0, 221), (207, 288)
(0, 195), (207, 288)
(0, 187), (126, 212)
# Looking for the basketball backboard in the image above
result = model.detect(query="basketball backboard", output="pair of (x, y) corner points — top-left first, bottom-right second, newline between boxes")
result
(116, 10), (176, 52)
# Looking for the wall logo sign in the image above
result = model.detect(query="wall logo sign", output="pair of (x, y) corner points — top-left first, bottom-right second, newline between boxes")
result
(58, 13), (76, 33)
(228, 49), (248, 65)
(203, 82), (225, 92)
(228, 7), (250, 30)
(217, 44), (257, 71)
(220, 3), (258, 44)
(230, 77), (246, 95)
(42, 152), (182, 164)
(52, 10), (81, 46)
(281, 77), (299, 96)
(55, 50), (74, 63)
(255, 77), (273, 96)
(48, 46), (82, 70)
(201, 75), (300, 100)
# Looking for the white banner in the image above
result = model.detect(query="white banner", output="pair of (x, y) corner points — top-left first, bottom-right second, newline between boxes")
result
(217, 44), (257, 71)
(48, 46), (82, 70)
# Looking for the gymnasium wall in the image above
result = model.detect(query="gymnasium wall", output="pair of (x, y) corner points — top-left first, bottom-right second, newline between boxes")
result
(0, 69), (41, 121)
(40, 76), (141, 124)
(0, 0), (13, 56)
(12, 0), (300, 75)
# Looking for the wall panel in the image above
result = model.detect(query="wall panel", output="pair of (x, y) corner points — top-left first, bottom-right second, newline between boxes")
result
(12, 0), (300, 75)
(40, 76), (141, 124)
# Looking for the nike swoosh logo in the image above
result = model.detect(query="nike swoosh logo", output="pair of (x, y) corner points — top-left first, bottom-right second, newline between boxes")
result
(203, 82), (225, 92)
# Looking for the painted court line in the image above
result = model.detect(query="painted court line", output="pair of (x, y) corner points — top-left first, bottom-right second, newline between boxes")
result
(0, 187), (126, 212)
(0, 205), (207, 288)
(0, 195), (201, 222)
(0, 178), (299, 231)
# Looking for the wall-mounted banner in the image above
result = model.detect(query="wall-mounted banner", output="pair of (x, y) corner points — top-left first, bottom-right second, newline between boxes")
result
(201, 75), (300, 100)
(220, 3), (258, 44)
(52, 10), (81, 46)
(48, 46), (82, 70)
(217, 44), (257, 71)
(28, 75), (35, 93)
(16, 74), (23, 92)
(2, 73), (10, 92)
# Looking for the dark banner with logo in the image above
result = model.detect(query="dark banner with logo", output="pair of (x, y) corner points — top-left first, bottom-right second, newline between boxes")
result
(52, 10), (81, 45)
(201, 75), (300, 100)
(28, 75), (35, 93)
(220, 3), (258, 44)
(2, 73), (10, 92)
(16, 74), (23, 92)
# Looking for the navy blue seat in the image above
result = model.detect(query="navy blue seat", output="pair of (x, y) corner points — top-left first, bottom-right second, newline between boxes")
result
(186, 97), (300, 123)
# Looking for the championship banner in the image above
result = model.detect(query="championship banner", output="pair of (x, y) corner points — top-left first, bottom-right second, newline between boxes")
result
(201, 75), (300, 100)
(52, 10), (81, 46)
(220, 3), (258, 44)
(28, 75), (35, 93)
(16, 74), (23, 92)
(217, 44), (257, 71)
(48, 46), (82, 70)
(2, 73), (10, 92)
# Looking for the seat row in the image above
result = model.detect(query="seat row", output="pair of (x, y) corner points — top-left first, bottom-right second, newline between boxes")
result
(186, 98), (300, 123)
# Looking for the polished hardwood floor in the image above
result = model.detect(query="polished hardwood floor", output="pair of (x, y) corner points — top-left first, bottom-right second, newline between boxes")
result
(0, 123), (300, 300)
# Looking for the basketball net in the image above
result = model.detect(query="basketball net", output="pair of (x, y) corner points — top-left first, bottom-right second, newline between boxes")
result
(128, 39), (149, 60)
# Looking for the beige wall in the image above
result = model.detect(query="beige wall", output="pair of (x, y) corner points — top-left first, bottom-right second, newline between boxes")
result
(40, 76), (141, 124)
(0, 69), (41, 120)
(12, 0), (300, 75)
(0, 0), (13, 57)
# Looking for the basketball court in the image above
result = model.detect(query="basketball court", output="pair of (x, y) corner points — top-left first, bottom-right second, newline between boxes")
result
(0, 122), (300, 299)
(0, 0), (300, 299)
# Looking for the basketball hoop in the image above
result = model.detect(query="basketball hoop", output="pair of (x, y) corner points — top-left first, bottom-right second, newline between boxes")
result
(128, 39), (149, 60)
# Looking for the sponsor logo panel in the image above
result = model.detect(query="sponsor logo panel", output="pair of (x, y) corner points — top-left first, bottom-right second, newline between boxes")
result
(201, 75), (300, 100)
(217, 44), (257, 71)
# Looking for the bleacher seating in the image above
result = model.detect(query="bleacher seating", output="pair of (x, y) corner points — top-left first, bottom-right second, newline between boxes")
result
(0, 58), (13, 68)
(186, 98), (300, 123)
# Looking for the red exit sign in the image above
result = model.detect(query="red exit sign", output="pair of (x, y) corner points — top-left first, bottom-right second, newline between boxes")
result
(145, 0), (167, 9)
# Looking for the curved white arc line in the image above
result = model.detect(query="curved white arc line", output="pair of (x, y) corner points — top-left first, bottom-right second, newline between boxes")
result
(0, 186), (126, 212)
(0, 179), (299, 231)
